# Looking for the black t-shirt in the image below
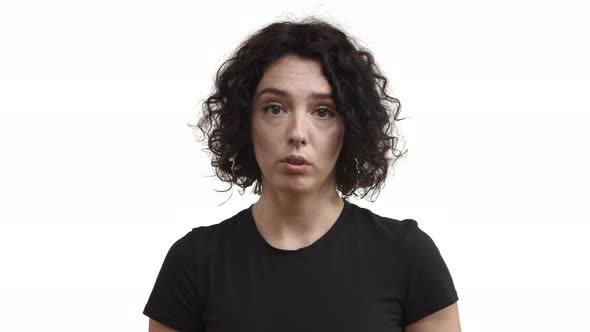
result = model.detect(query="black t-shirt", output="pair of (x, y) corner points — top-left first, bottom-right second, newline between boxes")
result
(143, 200), (459, 331)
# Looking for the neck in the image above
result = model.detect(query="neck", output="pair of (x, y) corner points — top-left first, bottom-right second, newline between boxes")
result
(251, 186), (345, 249)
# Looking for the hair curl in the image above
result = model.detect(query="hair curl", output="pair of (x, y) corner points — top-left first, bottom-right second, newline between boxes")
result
(189, 16), (407, 201)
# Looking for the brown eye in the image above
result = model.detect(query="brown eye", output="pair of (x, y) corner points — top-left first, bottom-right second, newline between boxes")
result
(263, 104), (283, 115)
(314, 107), (335, 118)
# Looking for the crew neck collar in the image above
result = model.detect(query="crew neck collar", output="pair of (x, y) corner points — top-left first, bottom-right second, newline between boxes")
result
(246, 199), (352, 261)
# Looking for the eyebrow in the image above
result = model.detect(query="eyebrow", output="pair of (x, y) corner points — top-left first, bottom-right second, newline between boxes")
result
(255, 87), (334, 100)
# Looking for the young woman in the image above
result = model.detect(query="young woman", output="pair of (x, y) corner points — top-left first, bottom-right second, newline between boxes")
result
(144, 17), (461, 332)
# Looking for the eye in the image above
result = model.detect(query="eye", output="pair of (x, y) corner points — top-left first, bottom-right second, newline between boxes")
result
(313, 107), (336, 118)
(262, 104), (284, 115)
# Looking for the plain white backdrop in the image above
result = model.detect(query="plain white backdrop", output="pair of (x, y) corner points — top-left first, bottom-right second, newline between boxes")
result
(1, 0), (588, 331)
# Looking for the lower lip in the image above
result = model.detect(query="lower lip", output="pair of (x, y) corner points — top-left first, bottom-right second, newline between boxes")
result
(282, 162), (309, 174)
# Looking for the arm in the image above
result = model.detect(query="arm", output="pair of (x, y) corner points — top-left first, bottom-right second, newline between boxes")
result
(405, 302), (462, 332)
(148, 318), (180, 332)
(144, 230), (203, 332)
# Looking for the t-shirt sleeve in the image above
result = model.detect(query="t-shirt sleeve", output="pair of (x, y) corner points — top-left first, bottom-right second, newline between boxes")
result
(401, 219), (459, 326)
(143, 230), (204, 332)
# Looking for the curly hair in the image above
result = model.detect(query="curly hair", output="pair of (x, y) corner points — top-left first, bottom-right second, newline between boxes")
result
(189, 16), (407, 201)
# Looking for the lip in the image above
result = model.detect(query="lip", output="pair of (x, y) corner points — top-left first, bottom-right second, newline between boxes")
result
(280, 155), (311, 174)
(281, 154), (310, 165)
(281, 161), (309, 174)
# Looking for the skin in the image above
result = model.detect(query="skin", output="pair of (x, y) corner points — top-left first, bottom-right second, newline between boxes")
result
(250, 53), (346, 250)
(406, 302), (462, 332)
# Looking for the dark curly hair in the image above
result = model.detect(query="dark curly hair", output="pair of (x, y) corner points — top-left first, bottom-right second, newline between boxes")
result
(189, 16), (407, 201)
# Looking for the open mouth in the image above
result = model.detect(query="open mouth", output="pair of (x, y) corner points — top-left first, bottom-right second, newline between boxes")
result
(286, 160), (305, 165)
(282, 161), (308, 174)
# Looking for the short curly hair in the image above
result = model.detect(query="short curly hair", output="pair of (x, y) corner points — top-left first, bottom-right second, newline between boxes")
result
(190, 16), (407, 201)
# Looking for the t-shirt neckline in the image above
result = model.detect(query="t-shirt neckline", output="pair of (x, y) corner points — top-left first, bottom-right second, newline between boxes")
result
(246, 199), (351, 261)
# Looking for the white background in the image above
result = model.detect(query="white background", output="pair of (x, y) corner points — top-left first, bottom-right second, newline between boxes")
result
(1, 0), (588, 331)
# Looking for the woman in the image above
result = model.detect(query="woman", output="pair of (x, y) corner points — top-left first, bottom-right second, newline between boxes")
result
(144, 17), (461, 332)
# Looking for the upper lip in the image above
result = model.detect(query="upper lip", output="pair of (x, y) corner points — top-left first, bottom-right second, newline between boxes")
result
(282, 154), (310, 165)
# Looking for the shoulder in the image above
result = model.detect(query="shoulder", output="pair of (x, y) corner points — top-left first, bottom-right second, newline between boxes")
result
(162, 206), (243, 260)
(171, 206), (249, 256)
(344, 202), (448, 262)
(345, 201), (419, 243)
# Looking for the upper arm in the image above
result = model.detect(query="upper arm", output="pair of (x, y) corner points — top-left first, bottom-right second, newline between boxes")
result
(401, 219), (459, 327)
(405, 302), (462, 332)
(149, 318), (180, 332)
(143, 230), (204, 331)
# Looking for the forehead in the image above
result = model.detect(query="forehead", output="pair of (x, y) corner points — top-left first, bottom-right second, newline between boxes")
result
(255, 55), (332, 96)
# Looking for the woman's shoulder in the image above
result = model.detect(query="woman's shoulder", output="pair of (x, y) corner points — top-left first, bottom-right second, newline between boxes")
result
(346, 202), (447, 267)
(177, 205), (251, 248)
(187, 204), (248, 230)
(346, 200), (419, 239)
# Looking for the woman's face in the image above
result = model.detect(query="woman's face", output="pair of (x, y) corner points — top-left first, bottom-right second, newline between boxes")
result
(251, 54), (345, 195)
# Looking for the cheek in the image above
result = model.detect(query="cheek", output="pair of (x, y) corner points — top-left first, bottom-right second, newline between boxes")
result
(317, 129), (345, 162)
(329, 125), (345, 149)
(251, 124), (279, 166)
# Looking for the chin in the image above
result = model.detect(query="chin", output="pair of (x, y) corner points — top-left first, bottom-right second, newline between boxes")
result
(276, 182), (313, 194)
(261, 170), (335, 194)
(260, 177), (314, 195)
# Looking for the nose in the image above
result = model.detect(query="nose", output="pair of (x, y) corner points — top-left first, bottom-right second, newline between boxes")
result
(287, 112), (307, 146)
